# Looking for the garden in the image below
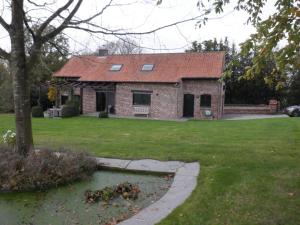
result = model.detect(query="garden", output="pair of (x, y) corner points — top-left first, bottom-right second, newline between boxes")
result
(0, 114), (299, 224)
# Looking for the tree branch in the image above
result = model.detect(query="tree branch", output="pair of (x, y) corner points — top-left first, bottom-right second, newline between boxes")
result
(41, 0), (83, 42)
(48, 40), (69, 57)
(65, 12), (208, 36)
(36, 0), (75, 36)
(69, 0), (114, 25)
(0, 16), (10, 32)
(27, 0), (82, 70)
(23, 11), (36, 41)
(26, 0), (56, 8)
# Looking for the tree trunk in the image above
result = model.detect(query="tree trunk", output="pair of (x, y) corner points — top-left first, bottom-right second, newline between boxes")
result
(10, 0), (33, 156)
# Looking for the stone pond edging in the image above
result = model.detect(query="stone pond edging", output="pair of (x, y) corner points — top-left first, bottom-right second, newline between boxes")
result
(95, 157), (200, 225)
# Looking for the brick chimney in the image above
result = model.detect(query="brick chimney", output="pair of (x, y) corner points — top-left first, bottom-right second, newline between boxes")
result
(98, 49), (108, 56)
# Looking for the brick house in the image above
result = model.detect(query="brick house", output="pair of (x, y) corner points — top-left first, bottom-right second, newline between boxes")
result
(53, 52), (225, 119)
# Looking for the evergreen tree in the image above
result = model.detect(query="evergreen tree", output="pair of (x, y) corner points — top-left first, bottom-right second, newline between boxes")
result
(187, 38), (286, 104)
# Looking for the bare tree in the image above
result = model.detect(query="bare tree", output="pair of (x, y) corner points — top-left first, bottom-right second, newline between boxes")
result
(101, 37), (143, 55)
(0, 0), (208, 156)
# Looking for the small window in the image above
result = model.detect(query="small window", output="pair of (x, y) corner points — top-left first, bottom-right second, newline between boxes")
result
(141, 64), (154, 71)
(110, 64), (122, 71)
(200, 94), (211, 107)
(133, 92), (151, 106)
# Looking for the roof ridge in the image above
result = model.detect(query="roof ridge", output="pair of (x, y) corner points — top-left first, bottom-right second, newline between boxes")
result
(69, 51), (225, 58)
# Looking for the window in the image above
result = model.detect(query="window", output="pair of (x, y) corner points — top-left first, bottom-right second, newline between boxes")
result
(133, 92), (151, 106)
(200, 94), (211, 107)
(141, 64), (154, 71)
(110, 64), (122, 71)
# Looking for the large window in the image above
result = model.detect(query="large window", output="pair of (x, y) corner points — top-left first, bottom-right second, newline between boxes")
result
(200, 94), (211, 107)
(133, 92), (151, 106)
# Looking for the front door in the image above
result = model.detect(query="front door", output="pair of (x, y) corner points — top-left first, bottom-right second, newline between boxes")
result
(96, 92), (106, 112)
(183, 94), (194, 117)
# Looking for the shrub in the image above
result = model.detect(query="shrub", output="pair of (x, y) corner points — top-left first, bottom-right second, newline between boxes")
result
(99, 111), (109, 118)
(0, 145), (97, 192)
(66, 98), (80, 113)
(61, 105), (78, 118)
(32, 106), (44, 117)
(61, 99), (80, 118)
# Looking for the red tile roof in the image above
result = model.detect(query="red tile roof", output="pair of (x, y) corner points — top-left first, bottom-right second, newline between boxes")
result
(53, 52), (225, 83)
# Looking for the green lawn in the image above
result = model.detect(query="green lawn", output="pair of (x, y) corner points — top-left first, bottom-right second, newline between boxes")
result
(1, 114), (299, 225)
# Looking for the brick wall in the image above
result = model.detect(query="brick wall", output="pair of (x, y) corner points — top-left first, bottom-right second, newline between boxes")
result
(224, 100), (280, 114)
(82, 80), (224, 120)
(115, 83), (180, 119)
(82, 87), (96, 114)
(224, 105), (270, 114)
(182, 80), (223, 119)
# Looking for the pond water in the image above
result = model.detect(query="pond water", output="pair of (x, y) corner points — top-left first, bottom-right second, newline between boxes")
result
(0, 170), (173, 225)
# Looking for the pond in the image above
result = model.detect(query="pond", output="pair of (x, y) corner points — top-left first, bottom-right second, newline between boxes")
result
(0, 170), (174, 225)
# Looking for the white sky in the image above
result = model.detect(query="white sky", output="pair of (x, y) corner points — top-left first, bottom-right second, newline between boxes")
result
(0, 0), (276, 54)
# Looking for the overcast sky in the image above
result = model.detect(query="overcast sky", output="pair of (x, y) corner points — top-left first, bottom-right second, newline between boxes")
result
(0, 0), (276, 54)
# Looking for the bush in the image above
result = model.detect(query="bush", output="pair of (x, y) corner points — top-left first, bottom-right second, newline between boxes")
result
(61, 105), (78, 118)
(61, 99), (80, 118)
(0, 145), (97, 192)
(32, 106), (44, 118)
(99, 111), (109, 118)
(66, 99), (80, 114)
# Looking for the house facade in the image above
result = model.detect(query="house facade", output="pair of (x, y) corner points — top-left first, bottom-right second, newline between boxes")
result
(53, 52), (225, 119)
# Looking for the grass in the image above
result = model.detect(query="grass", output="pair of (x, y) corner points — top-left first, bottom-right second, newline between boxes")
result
(0, 114), (299, 225)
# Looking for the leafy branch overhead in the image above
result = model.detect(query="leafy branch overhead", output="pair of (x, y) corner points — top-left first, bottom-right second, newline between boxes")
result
(198, 0), (299, 88)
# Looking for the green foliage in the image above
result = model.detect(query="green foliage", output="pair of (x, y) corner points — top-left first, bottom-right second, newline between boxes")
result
(31, 106), (44, 118)
(187, 38), (285, 104)
(187, 37), (230, 53)
(0, 146), (97, 192)
(31, 86), (52, 110)
(60, 94), (81, 118)
(66, 98), (80, 115)
(0, 63), (13, 113)
(196, 0), (299, 87)
(61, 105), (79, 118)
